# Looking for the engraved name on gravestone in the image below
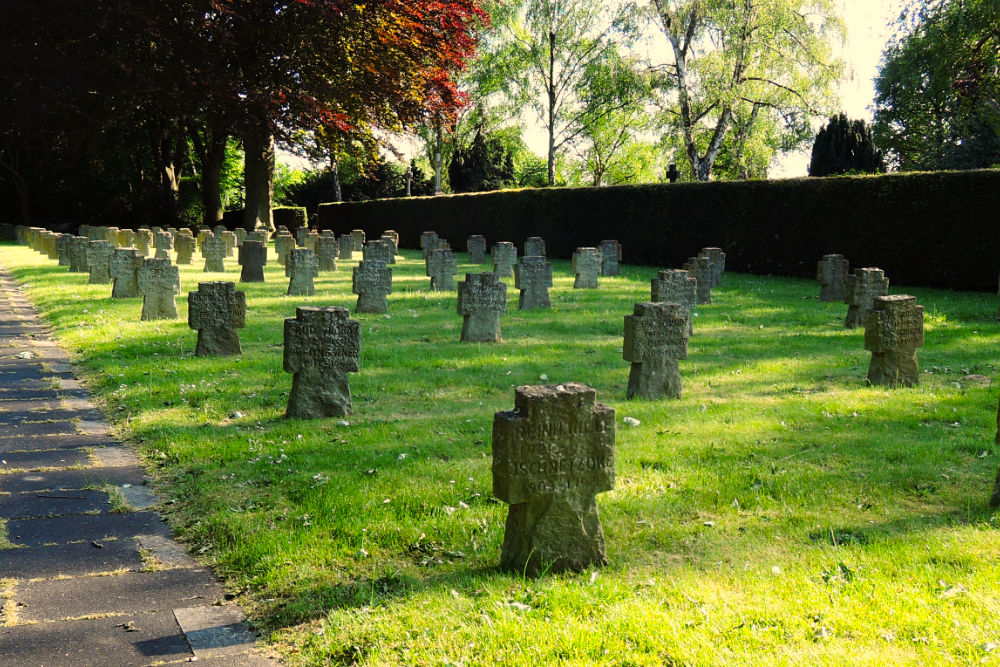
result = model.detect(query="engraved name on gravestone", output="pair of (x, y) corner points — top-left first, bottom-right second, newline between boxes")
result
(134, 229), (153, 257)
(379, 234), (397, 264)
(457, 272), (506, 342)
(110, 247), (143, 298)
(87, 240), (113, 285)
(844, 267), (889, 329)
(420, 231), (439, 259)
(188, 281), (246, 356)
(492, 383), (615, 576)
(68, 236), (90, 273)
(138, 257), (180, 320)
(174, 235), (197, 264)
(284, 306), (361, 419)
(682, 256), (713, 304)
(817, 254), (849, 302)
(286, 247), (319, 296)
(514, 256), (552, 310)
(467, 235), (486, 264)
(525, 237), (546, 257)
(427, 248), (458, 291)
(352, 260), (392, 313)
(651, 269), (698, 334)
(698, 247), (725, 287)
(572, 247), (602, 289)
(865, 294), (924, 387)
(338, 234), (355, 261)
(202, 234), (227, 272)
(351, 229), (366, 251)
(56, 234), (73, 267)
(238, 240), (267, 283)
(153, 231), (173, 260)
(600, 240), (621, 277)
(275, 232), (295, 267)
(492, 242), (517, 278)
(317, 234), (339, 271)
(363, 239), (393, 266)
(624, 302), (690, 399)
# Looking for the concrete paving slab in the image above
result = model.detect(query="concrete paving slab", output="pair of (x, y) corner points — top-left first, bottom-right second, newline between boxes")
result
(0, 433), (117, 452)
(76, 420), (112, 436)
(92, 445), (142, 467)
(174, 605), (257, 659)
(0, 489), (111, 519)
(137, 534), (200, 569)
(120, 484), (159, 510)
(17, 568), (226, 621)
(0, 611), (193, 665)
(0, 537), (144, 579)
(0, 447), (90, 470)
(0, 388), (61, 403)
(4, 420), (77, 437)
(0, 465), (148, 493)
(7, 510), (169, 547)
(0, 398), (63, 412)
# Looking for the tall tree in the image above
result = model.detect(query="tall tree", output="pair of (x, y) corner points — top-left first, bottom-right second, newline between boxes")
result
(649, 0), (844, 181)
(808, 114), (885, 176)
(504, 0), (640, 186)
(873, 0), (1000, 171)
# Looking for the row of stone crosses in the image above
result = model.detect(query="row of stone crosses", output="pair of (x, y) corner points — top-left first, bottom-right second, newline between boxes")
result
(11, 226), (940, 577)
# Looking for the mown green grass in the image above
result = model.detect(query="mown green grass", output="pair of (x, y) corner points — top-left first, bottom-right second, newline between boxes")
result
(2, 241), (999, 666)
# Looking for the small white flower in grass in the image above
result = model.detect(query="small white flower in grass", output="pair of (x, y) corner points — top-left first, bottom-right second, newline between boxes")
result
(398, 452), (408, 460)
(336, 420), (350, 427)
(458, 501), (469, 509)
(771, 565), (782, 576)
(296, 433), (303, 440)
(539, 374), (548, 381)
(383, 498), (391, 504)
(623, 417), (640, 427)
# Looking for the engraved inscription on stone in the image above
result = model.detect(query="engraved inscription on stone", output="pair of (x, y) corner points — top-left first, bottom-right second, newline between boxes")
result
(317, 234), (339, 271)
(352, 260), (392, 313)
(175, 235), (197, 265)
(599, 240), (621, 276)
(492, 242), (517, 278)
(844, 267), (889, 329)
(202, 234), (227, 272)
(68, 236), (90, 273)
(427, 248), (458, 292)
(651, 269), (697, 334)
(283, 306), (361, 419)
(87, 240), (113, 285)
(817, 253), (849, 302)
(138, 257), (181, 321)
(188, 281), (246, 356)
(698, 247), (725, 287)
(467, 235), (486, 264)
(514, 256), (552, 310)
(110, 247), (143, 299)
(363, 239), (393, 266)
(421, 231), (439, 259)
(153, 231), (173, 260)
(623, 302), (689, 399)
(134, 229), (153, 257)
(492, 383), (615, 575)
(682, 256), (713, 304)
(286, 247), (319, 296)
(865, 294), (924, 387)
(525, 237), (546, 257)
(572, 247), (601, 289)
(457, 272), (506, 342)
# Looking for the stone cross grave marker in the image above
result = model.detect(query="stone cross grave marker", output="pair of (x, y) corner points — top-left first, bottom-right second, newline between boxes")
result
(296, 227), (310, 247)
(600, 240), (621, 277)
(246, 230), (266, 244)
(317, 234), (339, 271)
(286, 248), (319, 296)
(351, 229), (366, 251)
(68, 236), (90, 273)
(138, 257), (180, 320)
(196, 228), (210, 251)
(134, 229), (153, 257)
(110, 247), (143, 298)
(865, 294), (924, 387)
(492, 242), (517, 278)
(382, 229), (399, 247)
(420, 231), (439, 259)
(352, 260), (392, 313)
(573, 247), (602, 289)
(87, 240), (113, 285)
(305, 230), (319, 253)
(682, 256), (713, 304)
(492, 382), (615, 575)
(87, 226), (105, 241)
(363, 239), (393, 266)
(45, 232), (60, 260)
(525, 237), (546, 257)
(458, 272), (506, 342)
(213, 224), (226, 237)
(844, 267), (889, 329)
(117, 228), (134, 248)
(238, 240), (267, 282)
(56, 234), (72, 267)
(221, 230), (237, 257)
(427, 248), (458, 291)
(338, 234), (355, 261)
(817, 254), (849, 302)
(514, 256), (552, 310)
(467, 235), (486, 264)
(624, 302), (690, 399)
(275, 232), (295, 267)
(651, 269), (697, 334)
(175, 235), (197, 264)
(202, 234), (227, 272)
(105, 227), (120, 248)
(233, 227), (246, 246)
(188, 281), (246, 356)
(379, 234), (397, 264)
(283, 306), (361, 418)
(698, 247), (725, 287)
(153, 231), (173, 260)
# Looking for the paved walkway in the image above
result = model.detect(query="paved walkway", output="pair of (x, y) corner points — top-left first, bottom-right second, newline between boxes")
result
(0, 264), (279, 666)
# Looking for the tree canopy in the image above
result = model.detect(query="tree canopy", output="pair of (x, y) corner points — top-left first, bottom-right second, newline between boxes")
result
(808, 114), (885, 176)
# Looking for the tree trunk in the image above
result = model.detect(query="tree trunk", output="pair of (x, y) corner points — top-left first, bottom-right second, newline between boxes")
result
(433, 121), (444, 194)
(547, 30), (557, 187)
(243, 126), (275, 231)
(201, 135), (227, 227)
(0, 151), (30, 223)
(330, 155), (342, 202)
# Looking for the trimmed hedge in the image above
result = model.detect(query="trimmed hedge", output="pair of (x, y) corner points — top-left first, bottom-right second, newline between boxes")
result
(273, 206), (307, 232)
(317, 169), (1000, 292)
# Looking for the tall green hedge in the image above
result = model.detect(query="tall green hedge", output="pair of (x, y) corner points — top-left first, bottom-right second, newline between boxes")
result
(317, 170), (1000, 292)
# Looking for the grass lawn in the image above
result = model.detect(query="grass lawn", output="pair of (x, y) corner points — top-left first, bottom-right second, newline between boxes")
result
(2, 240), (999, 666)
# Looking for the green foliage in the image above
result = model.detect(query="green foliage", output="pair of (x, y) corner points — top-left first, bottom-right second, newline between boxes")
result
(448, 131), (516, 192)
(4, 241), (1000, 665)
(873, 0), (1000, 171)
(285, 159), (435, 217)
(808, 114), (885, 177)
